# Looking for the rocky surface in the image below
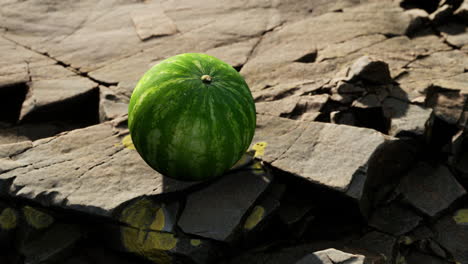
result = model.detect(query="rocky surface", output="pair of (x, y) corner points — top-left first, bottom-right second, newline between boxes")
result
(1, 0), (468, 263)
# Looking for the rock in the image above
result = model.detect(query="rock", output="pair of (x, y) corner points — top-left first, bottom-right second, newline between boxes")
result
(255, 96), (301, 117)
(130, 4), (178, 41)
(405, 9), (430, 35)
(178, 164), (272, 241)
(438, 23), (468, 50)
(251, 114), (390, 194)
(317, 34), (387, 62)
(0, 81), (28, 124)
(427, 88), (467, 125)
(294, 94), (329, 117)
(295, 248), (365, 264)
(429, 4), (455, 25)
(332, 107), (390, 134)
(348, 231), (397, 264)
(241, 2), (413, 90)
(451, 131), (468, 184)
(0, 123), (195, 218)
(20, 77), (99, 122)
(206, 38), (260, 69)
(331, 111), (356, 126)
(346, 56), (393, 84)
(398, 163), (466, 217)
(242, 181), (283, 232)
(0, 141), (32, 158)
(20, 223), (83, 264)
(116, 196), (221, 264)
(406, 251), (451, 264)
(434, 208), (468, 264)
(98, 86), (128, 122)
(369, 202), (422, 236)
(352, 94), (382, 108)
(382, 97), (433, 136)
(455, 1), (468, 22)
(332, 81), (366, 94)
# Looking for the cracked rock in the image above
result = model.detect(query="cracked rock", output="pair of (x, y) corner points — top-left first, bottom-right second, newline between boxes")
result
(0, 122), (195, 218)
(251, 114), (390, 194)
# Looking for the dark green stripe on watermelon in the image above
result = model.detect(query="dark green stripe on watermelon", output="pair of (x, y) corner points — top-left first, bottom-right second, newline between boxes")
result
(128, 53), (256, 181)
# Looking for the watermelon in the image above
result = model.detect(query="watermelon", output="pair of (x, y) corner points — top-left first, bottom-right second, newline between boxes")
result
(128, 53), (256, 181)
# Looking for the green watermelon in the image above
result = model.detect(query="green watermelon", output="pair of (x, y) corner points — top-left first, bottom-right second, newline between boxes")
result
(128, 53), (256, 181)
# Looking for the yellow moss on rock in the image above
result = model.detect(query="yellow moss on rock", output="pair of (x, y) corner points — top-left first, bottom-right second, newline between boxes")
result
(252, 142), (267, 158)
(120, 198), (178, 262)
(190, 239), (202, 247)
(243, 205), (265, 230)
(0, 208), (17, 230)
(149, 208), (165, 231)
(22, 206), (54, 229)
(453, 209), (468, 225)
(122, 135), (136, 150)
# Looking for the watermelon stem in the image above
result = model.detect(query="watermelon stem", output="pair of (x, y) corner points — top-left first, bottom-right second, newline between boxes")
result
(201, 75), (212, 83)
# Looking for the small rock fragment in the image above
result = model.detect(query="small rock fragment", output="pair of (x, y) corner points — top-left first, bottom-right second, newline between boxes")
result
(295, 248), (365, 264)
(347, 56), (393, 85)
(99, 87), (128, 122)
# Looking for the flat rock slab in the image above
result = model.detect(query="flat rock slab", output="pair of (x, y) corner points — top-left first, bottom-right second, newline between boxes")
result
(251, 114), (390, 194)
(383, 98), (433, 137)
(398, 163), (466, 217)
(0, 122), (195, 217)
(178, 164), (272, 241)
(369, 202), (422, 236)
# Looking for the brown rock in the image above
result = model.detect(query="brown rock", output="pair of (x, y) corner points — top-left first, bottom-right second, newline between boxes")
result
(347, 56), (393, 84)
(398, 162), (466, 217)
